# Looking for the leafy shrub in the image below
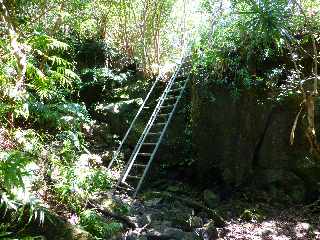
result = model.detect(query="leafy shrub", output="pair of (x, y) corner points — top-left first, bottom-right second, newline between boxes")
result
(27, 33), (81, 98)
(194, 0), (292, 93)
(0, 193), (46, 239)
(0, 150), (30, 192)
(51, 150), (113, 212)
(76, 40), (120, 69)
(80, 67), (132, 105)
(79, 210), (123, 239)
(29, 101), (91, 132)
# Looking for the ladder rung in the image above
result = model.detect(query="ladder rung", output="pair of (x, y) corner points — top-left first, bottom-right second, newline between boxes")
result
(143, 106), (151, 109)
(133, 164), (147, 168)
(148, 132), (161, 135)
(159, 114), (169, 117)
(117, 185), (133, 191)
(161, 105), (174, 109)
(165, 96), (176, 101)
(138, 153), (152, 156)
(143, 143), (157, 145)
(120, 181), (134, 190)
(169, 87), (183, 92)
(154, 122), (166, 125)
(127, 175), (140, 180)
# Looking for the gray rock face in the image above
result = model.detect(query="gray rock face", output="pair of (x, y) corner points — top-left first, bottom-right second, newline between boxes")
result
(192, 86), (272, 186)
(191, 83), (320, 199)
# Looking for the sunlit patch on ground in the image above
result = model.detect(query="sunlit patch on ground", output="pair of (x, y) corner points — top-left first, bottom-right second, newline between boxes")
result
(220, 220), (320, 240)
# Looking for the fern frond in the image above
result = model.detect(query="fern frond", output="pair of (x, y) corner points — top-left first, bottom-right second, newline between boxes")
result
(64, 69), (80, 81)
(49, 70), (65, 84)
(26, 63), (46, 80)
(52, 68), (79, 87)
(29, 34), (69, 52)
(48, 38), (69, 51)
(48, 56), (71, 68)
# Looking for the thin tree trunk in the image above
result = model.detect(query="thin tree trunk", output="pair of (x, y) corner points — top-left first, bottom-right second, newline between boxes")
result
(154, 2), (162, 70)
(0, 0), (27, 128)
(0, 0), (27, 91)
(312, 35), (318, 95)
(140, 0), (149, 74)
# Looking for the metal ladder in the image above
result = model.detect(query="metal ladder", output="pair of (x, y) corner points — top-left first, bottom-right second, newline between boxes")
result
(108, 58), (191, 197)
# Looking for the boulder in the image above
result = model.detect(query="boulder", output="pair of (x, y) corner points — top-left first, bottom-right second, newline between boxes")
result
(92, 99), (143, 141)
(147, 227), (197, 240)
(204, 221), (219, 240)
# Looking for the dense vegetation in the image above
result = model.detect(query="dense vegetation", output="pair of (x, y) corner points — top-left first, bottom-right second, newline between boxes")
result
(0, 0), (319, 239)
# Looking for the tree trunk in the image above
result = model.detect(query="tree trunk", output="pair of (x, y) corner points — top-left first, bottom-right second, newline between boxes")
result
(0, 0), (27, 91)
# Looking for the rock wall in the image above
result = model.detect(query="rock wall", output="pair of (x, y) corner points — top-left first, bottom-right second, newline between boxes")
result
(191, 81), (320, 200)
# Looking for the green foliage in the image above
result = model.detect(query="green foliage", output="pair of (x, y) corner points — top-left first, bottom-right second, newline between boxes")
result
(0, 0), (201, 238)
(240, 208), (264, 222)
(49, 141), (114, 212)
(0, 151), (30, 192)
(81, 67), (129, 87)
(0, 193), (46, 239)
(27, 34), (80, 101)
(76, 40), (122, 69)
(79, 210), (123, 239)
(193, 0), (304, 95)
(29, 102), (91, 132)
(52, 164), (113, 212)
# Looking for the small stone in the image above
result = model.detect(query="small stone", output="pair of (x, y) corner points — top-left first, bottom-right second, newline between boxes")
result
(204, 221), (219, 240)
(147, 226), (196, 240)
(78, 153), (102, 167)
(147, 227), (179, 239)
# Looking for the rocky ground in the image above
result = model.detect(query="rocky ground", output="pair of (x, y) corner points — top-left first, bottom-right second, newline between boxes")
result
(94, 185), (320, 240)
(70, 121), (320, 240)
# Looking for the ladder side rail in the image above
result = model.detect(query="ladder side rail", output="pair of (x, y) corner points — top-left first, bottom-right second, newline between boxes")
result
(133, 73), (191, 197)
(115, 62), (183, 187)
(107, 73), (164, 169)
(120, 62), (183, 181)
